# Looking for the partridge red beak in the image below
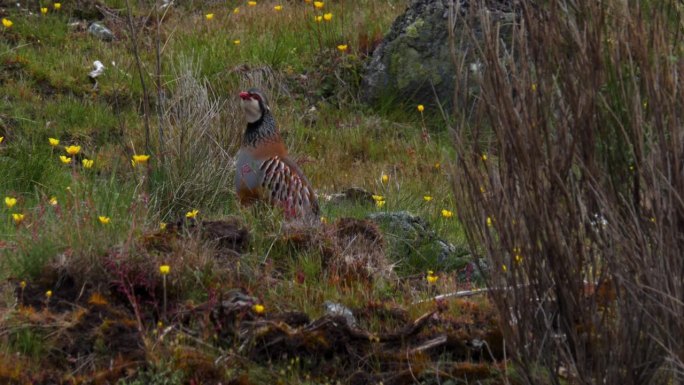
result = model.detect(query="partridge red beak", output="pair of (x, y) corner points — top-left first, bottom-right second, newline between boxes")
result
(239, 91), (251, 100)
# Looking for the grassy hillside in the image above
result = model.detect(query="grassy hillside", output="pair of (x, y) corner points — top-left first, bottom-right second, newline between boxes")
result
(0, 1), (500, 384)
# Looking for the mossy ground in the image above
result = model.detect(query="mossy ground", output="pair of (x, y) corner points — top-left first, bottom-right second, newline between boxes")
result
(0, 1), (506, 383)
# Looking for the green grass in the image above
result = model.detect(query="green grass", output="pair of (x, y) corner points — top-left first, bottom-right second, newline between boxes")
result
(0, 1), (486, 383)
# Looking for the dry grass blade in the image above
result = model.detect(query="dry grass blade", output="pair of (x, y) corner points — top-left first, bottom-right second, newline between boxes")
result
(449, 0), (684, 383)
(152, 57), (241, 216)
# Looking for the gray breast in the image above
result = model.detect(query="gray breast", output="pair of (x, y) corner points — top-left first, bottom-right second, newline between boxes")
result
(235, 149), (265, 192)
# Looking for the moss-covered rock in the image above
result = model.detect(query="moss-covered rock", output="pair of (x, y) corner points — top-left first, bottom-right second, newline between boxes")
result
(362, 0), (515, 112)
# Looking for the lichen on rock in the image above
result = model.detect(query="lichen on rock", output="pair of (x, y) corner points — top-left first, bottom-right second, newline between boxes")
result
(362, 0), (515, 112)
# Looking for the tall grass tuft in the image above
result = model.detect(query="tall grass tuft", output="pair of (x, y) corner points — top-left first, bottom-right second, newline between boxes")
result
(450, 1), (684, 383)
(150, 57), (241, 218)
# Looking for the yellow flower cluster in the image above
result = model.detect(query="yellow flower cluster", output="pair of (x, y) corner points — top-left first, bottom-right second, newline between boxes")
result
(131, 154), (150, 167)
(5, 196), (17, 208)
(252, 303), (265, 314)
(5, 197), (25, 224)
(65, 145), (81, 155)
(426, 270), (438, 284)
(12, 213), (24, 224)
(372, 194), (385, 208)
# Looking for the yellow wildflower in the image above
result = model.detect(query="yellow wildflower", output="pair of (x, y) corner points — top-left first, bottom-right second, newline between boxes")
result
(49, 196), (58, 206)
(20, 280), (26, 289)
(376, 200), (386, 208)
(314, 1), (323, 9)
(46, 290), (53, 298)
(233, 7), (239, 14)
(40, 7), (48, 14)
(515, 254), (523, 264)
(159, 222), (167, 230)
(434, 162), (440, 170)
(531, 83), (537, 92)
(337, 44), (348, 52)
(54, 2), (61, 9)
(82, 158), (94, 169)
(5, 197), (17, 208)
(486, 216), (493, 227)
(502, 264), (508, 272)
(381, 173), (389, 184)
(159, 264), (170, 275)
(98, 216), (111, 224)
(441, 209), (453, 218)
(12, 213), (24, 224)
(132, 154), (150, 165)
(252, 304), (265, 314)
(274, 5), (282, 11)
(59, 155), (72, 164)
(423, 195), (433, 202)
(323, 12), (332, 21)
(205, 13), (214, 20)
(2, 18), (13, 28)
(481, 153), (487, 161)
(65, 145), (81, 155)
(426, 272), (438, 284)
(186, 209), (199, 219)
(49, 137), (60, 146)
(417, 104), (424, 112)
(320, 216), (328, 224)
(248, 0), (256, 6)
(233, 39), (241, 45)
(371, 194), (384, 202)
(0, 136), (3, 143)
(314, 15), (323, 22)
(480, 186), (486, 193)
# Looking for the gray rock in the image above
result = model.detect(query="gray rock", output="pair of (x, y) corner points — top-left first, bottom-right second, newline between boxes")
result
(368, 211), (470, 269)
(323, 301), (357, 327)
(361, 0), (515, 111)
(88, 22), (114, 41)
(324, 187), (375, 205)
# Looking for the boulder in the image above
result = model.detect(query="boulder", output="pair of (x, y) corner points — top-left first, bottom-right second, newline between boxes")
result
(361, 0), (515, 112)
(368, 211), (470, 271)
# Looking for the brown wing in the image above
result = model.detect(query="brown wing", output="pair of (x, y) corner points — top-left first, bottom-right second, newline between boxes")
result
(259, 155), (319, 217)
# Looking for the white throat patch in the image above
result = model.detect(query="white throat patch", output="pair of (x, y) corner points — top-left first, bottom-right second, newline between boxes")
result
(241, 98), (263, 123)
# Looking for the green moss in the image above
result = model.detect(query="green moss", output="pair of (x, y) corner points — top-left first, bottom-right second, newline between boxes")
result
(405, 17), (425, 38)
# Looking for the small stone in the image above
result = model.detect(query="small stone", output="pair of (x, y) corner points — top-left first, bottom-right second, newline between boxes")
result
(323, 301), (357, 327)
(88, 22), (114, 41)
